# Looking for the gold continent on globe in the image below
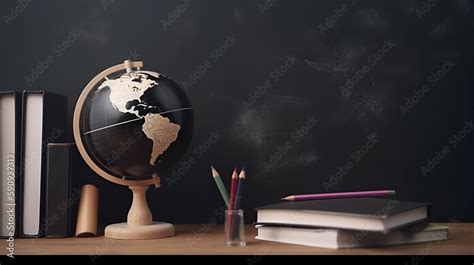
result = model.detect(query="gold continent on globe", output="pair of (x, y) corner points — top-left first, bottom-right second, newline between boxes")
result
(97, 71), (181, 166)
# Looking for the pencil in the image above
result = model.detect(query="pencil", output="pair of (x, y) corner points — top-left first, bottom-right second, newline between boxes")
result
(233, 167), (246, 210)
(211, 166), (230, 208)
(228, 167), (239, 210)
(231, 167), (246, 239)
(227, 167), (239, 240)
(281, 190), (396, 201)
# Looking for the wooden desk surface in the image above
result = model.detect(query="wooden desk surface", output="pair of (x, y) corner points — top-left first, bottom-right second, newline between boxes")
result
(6, 223), (474, 255)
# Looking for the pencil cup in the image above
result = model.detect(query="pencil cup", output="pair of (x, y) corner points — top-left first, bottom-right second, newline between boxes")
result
(224, 209), (246, 246)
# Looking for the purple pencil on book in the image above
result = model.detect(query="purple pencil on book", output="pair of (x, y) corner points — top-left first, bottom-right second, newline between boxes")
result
(281, 190), (396, 201)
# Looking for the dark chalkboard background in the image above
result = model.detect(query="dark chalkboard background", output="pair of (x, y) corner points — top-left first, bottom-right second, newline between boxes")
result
(1, 0), (473, 228)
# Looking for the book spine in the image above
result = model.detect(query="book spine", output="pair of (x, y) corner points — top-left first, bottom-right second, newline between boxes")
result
(14, 92), (22, 238)
(40, 92), (68, 237)
(45, 144), (71, 237)
(16, 91), (28, 238)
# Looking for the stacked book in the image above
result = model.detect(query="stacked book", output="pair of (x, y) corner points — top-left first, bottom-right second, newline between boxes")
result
(255, 197), (448, 249)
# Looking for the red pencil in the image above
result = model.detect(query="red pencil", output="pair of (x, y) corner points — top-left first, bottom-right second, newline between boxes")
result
(229, 167), (238, 210)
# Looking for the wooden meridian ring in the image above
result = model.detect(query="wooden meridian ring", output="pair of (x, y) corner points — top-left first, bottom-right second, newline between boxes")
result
(73, 61), (161, 187)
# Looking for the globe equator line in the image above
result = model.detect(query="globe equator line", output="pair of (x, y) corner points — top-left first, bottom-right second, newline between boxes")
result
(84, 107), (193, 135)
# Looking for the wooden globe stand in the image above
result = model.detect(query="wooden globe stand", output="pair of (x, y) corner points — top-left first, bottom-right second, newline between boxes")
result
(73, 60), (175, 239)
(105, 185), (175, 239)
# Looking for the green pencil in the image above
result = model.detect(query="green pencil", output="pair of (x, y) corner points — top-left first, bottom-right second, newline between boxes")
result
(211, 165), (230, 208)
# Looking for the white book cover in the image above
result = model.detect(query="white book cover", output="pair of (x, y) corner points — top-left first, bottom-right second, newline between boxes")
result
(22, 93), (44, 236)
(1, 94), (17, 237)
(255, 224), (449, 249)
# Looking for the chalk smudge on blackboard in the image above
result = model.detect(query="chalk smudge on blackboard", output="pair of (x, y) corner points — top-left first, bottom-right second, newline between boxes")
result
(230, 94), (319, 178)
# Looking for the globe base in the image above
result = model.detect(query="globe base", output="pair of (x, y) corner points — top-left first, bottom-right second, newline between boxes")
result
(105, 222), (175, 239)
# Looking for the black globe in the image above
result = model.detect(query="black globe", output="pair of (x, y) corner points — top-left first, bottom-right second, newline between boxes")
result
(79, 70), (193, 180)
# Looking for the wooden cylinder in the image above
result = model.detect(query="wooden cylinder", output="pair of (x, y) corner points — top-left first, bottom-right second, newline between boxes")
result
(127, 186), (153, 226)
(75, 184), (99, 237)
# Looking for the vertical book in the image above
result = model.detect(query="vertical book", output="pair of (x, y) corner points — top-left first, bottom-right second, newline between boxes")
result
(45, 143), (81, 237)
(20, 91), (67, 237)
(0, 91), (22, 237)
